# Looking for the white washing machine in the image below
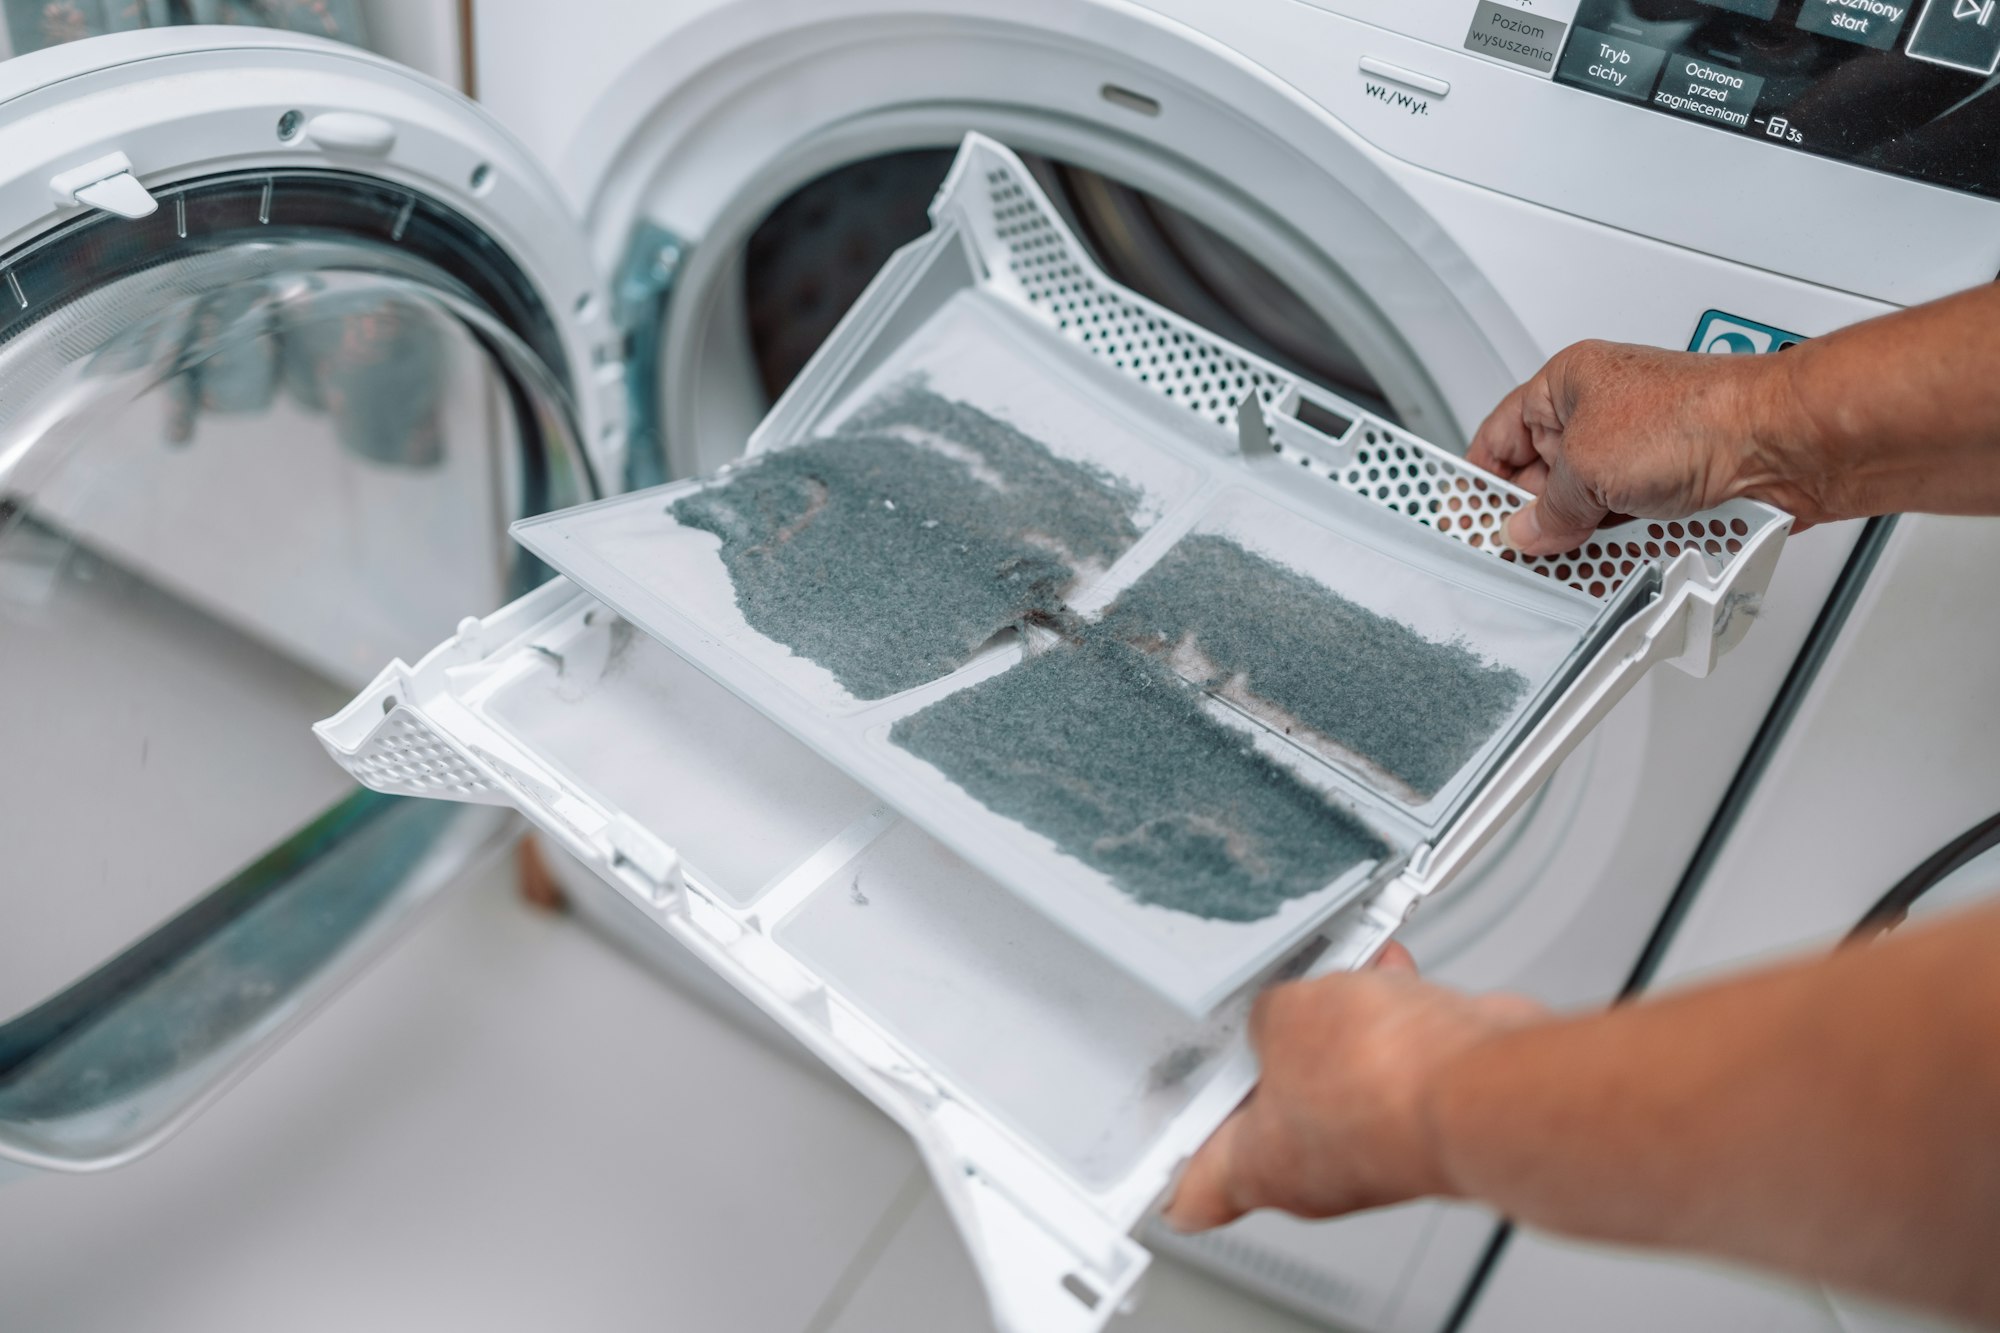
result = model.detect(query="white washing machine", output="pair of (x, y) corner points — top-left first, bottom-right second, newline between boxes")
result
(0, 1), (1993, 1330)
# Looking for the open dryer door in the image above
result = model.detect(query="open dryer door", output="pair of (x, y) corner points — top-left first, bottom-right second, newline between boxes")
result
(0, 27), (621, 1171)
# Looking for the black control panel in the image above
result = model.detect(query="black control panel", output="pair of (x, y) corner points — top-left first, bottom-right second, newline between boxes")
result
(1553, 0), (2000, 199)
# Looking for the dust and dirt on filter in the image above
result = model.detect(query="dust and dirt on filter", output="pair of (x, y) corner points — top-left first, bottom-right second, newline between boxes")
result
(1099, 534), (1529, 801)
(889, 629), (1390, 923)
(669, 380), (1142, 699)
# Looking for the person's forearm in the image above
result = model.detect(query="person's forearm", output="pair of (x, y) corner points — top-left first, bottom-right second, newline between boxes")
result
(1745, 282), (2000, 523)
(1425, 898), (2000, 1323)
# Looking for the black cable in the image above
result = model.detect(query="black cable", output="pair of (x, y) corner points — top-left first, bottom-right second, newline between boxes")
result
(1846, 811), (2000, 943)
(1438, 1224), (1514, 1333)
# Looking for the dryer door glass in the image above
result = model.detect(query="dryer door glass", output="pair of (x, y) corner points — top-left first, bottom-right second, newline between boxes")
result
(0, 172), (593, 1168)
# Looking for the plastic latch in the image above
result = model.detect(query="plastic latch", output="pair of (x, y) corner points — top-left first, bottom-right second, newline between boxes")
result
(49, 152), (157, 220)
(604, 815), (680, 905)
(1667, 581), (1747, 678)
(1235, 392), (1272, 458)
(452, 615), (486, 656)
(1362, 876), (1423, 935)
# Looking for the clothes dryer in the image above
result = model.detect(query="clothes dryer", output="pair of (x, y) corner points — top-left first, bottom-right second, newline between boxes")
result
(0, 4), (1988, 1328)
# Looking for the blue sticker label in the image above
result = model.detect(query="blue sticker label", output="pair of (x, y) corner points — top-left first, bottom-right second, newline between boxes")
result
(1689, 310), (1806, 354)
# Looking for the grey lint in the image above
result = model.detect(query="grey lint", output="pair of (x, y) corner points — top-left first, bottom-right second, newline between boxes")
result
(1099, 533), (1529, 800)
(670, 383), (1141, 699)
(889, 632), (1389, 922)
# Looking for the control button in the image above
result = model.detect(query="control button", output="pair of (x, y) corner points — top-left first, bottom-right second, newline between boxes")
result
(1907, 0), (2000, 74)
(1358, 56), (1451, 98)
(1652, 54), (1766, 130)
(1463, 0), (1568, 75)
(1695, 0), (1782, 17)
(1556, 27), (1668, 101)
(1796, 0), (1914, 49)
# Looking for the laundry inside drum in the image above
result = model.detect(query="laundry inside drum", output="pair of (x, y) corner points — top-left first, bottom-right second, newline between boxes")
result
(669, 379), (1144, 699)
(1100, 532), (1530, 801)
(889, 629), (1390, 923)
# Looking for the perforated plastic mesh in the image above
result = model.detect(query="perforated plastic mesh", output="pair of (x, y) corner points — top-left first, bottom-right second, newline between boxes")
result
(1295, 423), (1519, 554)
(1272, 425), (1768, 597)
(1157, 1227), (1362, 1318)
(989, 168), (1286, 429)
(349, 709), (495, 801)
(975, 158), (1772, 603)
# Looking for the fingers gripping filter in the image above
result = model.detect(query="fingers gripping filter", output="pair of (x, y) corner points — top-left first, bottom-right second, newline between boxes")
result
(319, 135), (1790, 1333)
(981, 147), (1772, 601)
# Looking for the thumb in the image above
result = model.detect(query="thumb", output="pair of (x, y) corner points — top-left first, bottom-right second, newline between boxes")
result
(1504, 460), (1604, 556)
(1164, 1104), (1258, 1233)
(1371, 941), (1419, 974)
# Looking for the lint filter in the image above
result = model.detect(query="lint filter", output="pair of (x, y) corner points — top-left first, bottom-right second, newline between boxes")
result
(315, 134), (1789, 1333)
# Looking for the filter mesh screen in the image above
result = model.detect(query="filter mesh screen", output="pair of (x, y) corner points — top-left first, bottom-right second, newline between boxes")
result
(1101, 534), (1529, 800)
(889, 632), (1389, 922)
(669, 382), (1140, 699)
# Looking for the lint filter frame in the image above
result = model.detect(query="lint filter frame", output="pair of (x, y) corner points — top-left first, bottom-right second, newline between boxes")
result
(498, 133), (1787, 1013)
(312, 134), (1789, 1333)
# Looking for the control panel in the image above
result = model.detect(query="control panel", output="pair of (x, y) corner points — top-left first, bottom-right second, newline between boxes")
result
(1456, 0), (2000, 199)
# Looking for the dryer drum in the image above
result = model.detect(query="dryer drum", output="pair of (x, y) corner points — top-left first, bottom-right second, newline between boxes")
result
(741, 149), (1398, 423)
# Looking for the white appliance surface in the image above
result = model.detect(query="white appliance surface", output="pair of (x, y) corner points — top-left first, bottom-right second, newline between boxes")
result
(1634, 516), (2000, 984)
(1458, 521), (2000, 1333)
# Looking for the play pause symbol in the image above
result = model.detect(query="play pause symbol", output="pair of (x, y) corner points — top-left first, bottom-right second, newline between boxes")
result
(1910, 0), (2000, 71)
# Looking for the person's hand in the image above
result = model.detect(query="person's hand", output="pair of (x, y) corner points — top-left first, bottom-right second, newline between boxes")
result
(1466, 340), (1811, 557)
(1163, 944), (1547, 1232)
